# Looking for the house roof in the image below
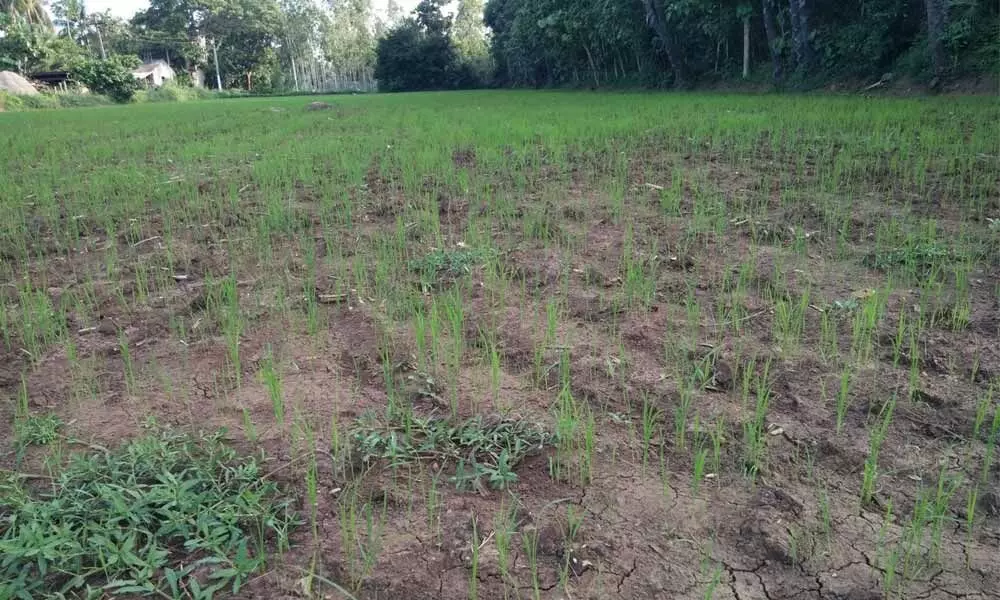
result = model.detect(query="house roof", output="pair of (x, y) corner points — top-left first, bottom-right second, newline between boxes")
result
(133, 61), (175, 77)
(31, 71), (72, 85)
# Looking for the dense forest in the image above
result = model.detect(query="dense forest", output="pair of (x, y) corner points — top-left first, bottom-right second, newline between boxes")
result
(482, 0), (998, 88)
(1, 0), (996, 98)
(375, 0), (998, 92)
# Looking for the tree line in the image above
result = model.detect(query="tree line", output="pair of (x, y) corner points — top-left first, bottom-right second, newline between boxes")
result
(3, 0), (995, 99)
(374, 0), (996, 91)
(1, 0), (425, 96)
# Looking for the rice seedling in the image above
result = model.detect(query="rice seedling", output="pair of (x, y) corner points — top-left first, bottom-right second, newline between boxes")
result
(493, 500), (517, 597)
(118, 331), (136, 397)
(835, 365), (852, 434)
(468, 516), (480, 600)
(641, 395), (660, 472)
(522, 527), (542, 600)
(773, 289), (810, 352)
(703, 563), (724, 599)
(674, 383), (694, 451)
(338, 486), (388, 592)
(258, 346), (284, 426)
(691, 443), (708, 497)
(861, 395), (896, 506)
(551, 384), (592, 485)
(742, 360), (772, 480)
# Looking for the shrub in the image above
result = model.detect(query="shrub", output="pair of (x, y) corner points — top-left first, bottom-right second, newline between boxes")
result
(139, 83), (190, 102)
(0, 91), (23, 111)
(135, 83), (216, 103)
(70, 55), (142, 103)
(16, 94), (59, 109)
(0, 90), (113, 111)
(55, 92), (113, 108)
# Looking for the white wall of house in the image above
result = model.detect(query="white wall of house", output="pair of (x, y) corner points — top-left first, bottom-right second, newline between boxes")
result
(133, 61), (176, 87)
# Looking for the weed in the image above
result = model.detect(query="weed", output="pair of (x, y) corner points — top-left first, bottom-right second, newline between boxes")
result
(0, 429), (296, 598)
(410, 246), (493, 290)
(352, 413), (549, 491)
(14, 412), (63, 459)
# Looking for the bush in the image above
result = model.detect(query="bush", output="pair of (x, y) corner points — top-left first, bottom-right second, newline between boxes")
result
(70, 55), (142, 103)
(134, 83), (217, 103)
(376, 20), (454, 92)
(136, 83), (191, 103)
(55, 92), (113, 108)
(0, 90), (114, 111)
(0, 91), (23, 111)
(16, 94), (59, 109)
(375, 0), (485, 92)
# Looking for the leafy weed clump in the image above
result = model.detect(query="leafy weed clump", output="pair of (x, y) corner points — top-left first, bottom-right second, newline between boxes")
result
(352, 413), (549, 491)
(862, 239), (968, 278)
(14, 413), (63, 450)
(409, 247), (494, 289)
(0, 429), (297, 599)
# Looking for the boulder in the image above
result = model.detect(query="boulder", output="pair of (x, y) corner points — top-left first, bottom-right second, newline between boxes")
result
(0, 71), (39, 96)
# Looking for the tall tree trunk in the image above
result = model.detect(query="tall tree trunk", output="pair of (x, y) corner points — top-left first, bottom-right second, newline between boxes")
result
(641, 0), (689, 87)
(212, 40), (223, 91)
(761, 0), (782, 81)
(787, 0), (814, 72)
(742, 15), (750, 79)
(95, 25), (107, 60)
(924, 0), (949, 83)
(583, 44), (600, 88)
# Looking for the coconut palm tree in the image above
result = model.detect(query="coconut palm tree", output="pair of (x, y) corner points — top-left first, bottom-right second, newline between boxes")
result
(1, 0), (53, 28)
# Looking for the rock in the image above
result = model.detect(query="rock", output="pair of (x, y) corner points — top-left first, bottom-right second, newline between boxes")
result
(97, 318), (118, 336)
(305, 101), (332, 111)
(978, 490), (999, 517)
(536, 523), (564, 557)
(711, 360), (734, 390)
(0, 71), (39, 96)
